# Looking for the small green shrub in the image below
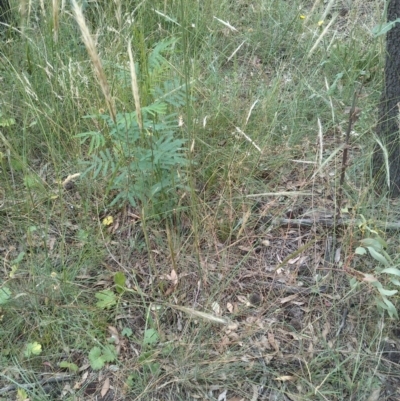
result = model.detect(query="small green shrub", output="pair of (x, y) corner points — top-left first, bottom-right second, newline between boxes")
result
(76, 39), (188, 217)
(354, 218), (400, 318)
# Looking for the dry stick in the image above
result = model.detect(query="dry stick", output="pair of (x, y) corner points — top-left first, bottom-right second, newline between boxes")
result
(0, 374), (74, 395)
(336, 87), (361, 218)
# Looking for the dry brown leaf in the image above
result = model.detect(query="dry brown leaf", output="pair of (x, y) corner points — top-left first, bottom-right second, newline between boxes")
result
(167, 269), (178, 286)
(280, 294), (298, 304)
(108, 326), (119, 345)
(237, 207), (251, 238)
(308, 341), (314, 359)
(322, 321), (330, 341)
(226, 302), (234, 313)
(212, 302), (222, 316)
(267, 332), (279, 352)
(47, 236), (56, 251)
(62, 173), (81, 188)
(366, 388), (381, 401)
(237, 295), (249, 305)
(100, 377), (110, 398)
(288, 256), (300, 264)
(274, 375), (296, 382)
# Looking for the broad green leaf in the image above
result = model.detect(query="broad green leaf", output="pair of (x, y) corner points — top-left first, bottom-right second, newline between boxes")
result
(361, 238), (384, 251)
(102, 345), (117, 362)
(11, 251), (25, 265)
(0, 287), (11, 305)
(375, 297), (388, 311)
(372, 19), (400, 38)
(95, 290), (117, 309)
(89, 347), (104, 370)
(378, 287), (398, 296)
(391, 278), (400, 286)
(355, 247), (367, 255)
(367, 246), (390, 266)
(114, 272), (126, 294)
(24, 342), (42, 357)
(143, 328), (159, 347)
(349, 277), (359, 289)
(121, 327), (133, 337)
(59, 361), (78, 372)
(147, 362), (161, 374)
(16, 388), (28, 401)
(382, 267), (400, 276)
(382, 296), (399, 319)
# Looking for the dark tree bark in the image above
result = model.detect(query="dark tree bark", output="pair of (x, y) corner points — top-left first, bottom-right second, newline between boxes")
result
(373, 0), (400, 196)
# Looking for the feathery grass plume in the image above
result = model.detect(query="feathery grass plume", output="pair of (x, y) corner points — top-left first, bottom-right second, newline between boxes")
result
(19, 0), (27, 34)
(114, 0), (122, 31)
(52, 0), (59, 43)
(128, 40), (143, 132)
(71, 0), (116, 123)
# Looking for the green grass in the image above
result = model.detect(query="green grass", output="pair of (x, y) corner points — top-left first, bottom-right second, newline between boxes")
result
(1, 0), (400, 400)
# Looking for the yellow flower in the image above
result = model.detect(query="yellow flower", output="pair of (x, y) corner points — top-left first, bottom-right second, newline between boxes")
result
(300, 15), (306, 19)
(318, 20), (324, 26)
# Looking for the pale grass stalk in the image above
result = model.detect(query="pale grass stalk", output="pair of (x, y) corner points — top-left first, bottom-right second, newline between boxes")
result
(310, 144), (344, 180)
(307, 14), (338, 58)
(52, 0), (59, 43)
(317, 117), (323, 171)
(227, 40), (246, 62)
(324, 76), (335, 122)
(71, 0), (116, 123)
(114, 0), (122, 30)
(246, 191), (313, 198)
(321, 0), (336, 22)
(39, 0), (45, 15)
(19, 0), (27, 33)
(213, 16), (238, 32)
(128, 41), (143, 131)
(153, 9), (181, 26)
(169, 304), (228, 324)
(245, 99), (259, 126)
(309, 0), (322, 16)
(235, 127), (261, 153)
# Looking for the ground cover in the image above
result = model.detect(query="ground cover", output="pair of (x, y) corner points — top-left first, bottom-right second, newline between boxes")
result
(1, 0), (400, 400)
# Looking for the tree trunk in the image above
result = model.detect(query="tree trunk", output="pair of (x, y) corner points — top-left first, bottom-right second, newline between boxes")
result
(373, 0), (400, 196)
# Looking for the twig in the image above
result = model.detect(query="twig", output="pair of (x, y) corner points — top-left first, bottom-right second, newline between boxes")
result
(272, 215), (400, 231)
(0, 374), (74, 395)
(337, 86), (361, 216)
(335, 308), (348, 337)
